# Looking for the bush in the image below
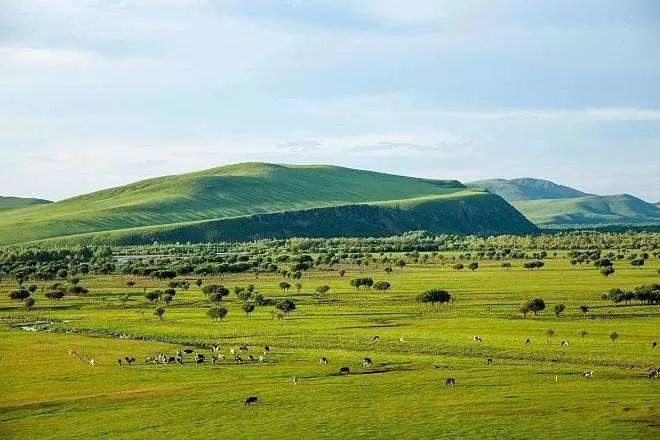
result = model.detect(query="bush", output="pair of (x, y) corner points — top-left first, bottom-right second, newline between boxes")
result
(417, 289), (452, 305)
(8, 288), (30, 302)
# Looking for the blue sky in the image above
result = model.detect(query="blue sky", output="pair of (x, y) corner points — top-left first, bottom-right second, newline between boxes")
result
(1, 0), (659, 201)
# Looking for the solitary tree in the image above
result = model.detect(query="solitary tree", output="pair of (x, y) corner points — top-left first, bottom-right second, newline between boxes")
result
(163, 293), (174, 305)
(579, 328), (588, 343)
(545, 328), (556, 343)
(242, 303), (256, 317)
(126, 281), (136, 288)
(600, 266), (615, 277)
(25, 297), (35, 311)
(9, 288), (30, 302)
(501, 262), (512, 270)
(520, 303), (531, 318)
(527, 298), (546, 316)
(384, 266), (393, 274)
(554, 303), (566, 317)
(609, 331), (619, 348)
(207, 306), (228, 321)
(295, 282), (302, 293)
(452, 263), (464, 270)
(279, 281), (291, 292)
(275, 299), (296, 316)
(145, 290), (161, 304)
(468, 262), (479, 272)
(417, 289), (452, 306)
(579, 305), (590, 315)
(373, 281), (391, 292)
(154, 307), (165, 320)
(316, 285), (331, 295)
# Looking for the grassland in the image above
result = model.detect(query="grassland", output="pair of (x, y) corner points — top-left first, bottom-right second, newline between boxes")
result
(0, 163), (537, 245)
(1, 252), (658, 439)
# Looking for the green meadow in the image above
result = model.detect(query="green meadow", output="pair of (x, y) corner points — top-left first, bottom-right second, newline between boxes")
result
(1, 253), (658, 439)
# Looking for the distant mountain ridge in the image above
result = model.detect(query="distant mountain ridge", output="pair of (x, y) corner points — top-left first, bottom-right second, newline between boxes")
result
(467, 178), (659, 227)
(0, 162), (538, 245)
(466, 178), (592, 202)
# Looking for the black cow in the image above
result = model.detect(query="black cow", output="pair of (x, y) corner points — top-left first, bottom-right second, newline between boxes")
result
(244, 396), (259, 406)
(183, 349), (194, 355)
(486, 358), (493, 365)
(362, 357), (373, 367)
(264, 345), (270, 352)
(339, 366), (350, 374)
(653, 341), (657, 349)
(196, 354), (205, 365)
(117, 359), (123, 366)
(445, 377), (456, 386)
(239, 345), (249, 352)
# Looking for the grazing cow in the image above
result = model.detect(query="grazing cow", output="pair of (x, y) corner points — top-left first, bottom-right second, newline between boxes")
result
(235, 356), (243, 364)
(445, 377), (455, 386)
(176, 355), (183, 365)
(258, 355), (266, 363)
(292, 376), (298, 385)
(248, 355), (255, 362)
(68, 349), (78, 357)
(196, 354), (205, 365)
(230, 349), (237, 356)
(560, 340), (569, 347)
(239, 345), (249, 352)
(89, 358), (96, 367)
(486, 358), (493, 365)
(372, 336), (380, 342)
(647, 368), (658, 379)
(212, 355), (219, 364)
(653, 341), (657, 349)
(319, 357), (328, 365)
(362, 357), (373, 367)
(524, 338), (531, 346)
(144, 356), (155, 364)
(177, 350), (183, 357)
(117, 359), (123, 366)
(399, 337), (405, 343)
(339, 366), (350, 374)
(183, 349), (194, 355)
(582, 370), (594, 378)
(211, 345), (220, 353)
(166, 356), (175, 364)
(473, 336), (483, 343)
(264, 345), (270, 353)
(157, 353), (167, 364)
(245, 396), (259, 406)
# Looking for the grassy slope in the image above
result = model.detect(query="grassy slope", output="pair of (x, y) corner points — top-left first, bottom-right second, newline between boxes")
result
(0, 163), (537, 245)
(0, 196), (51, 212)
(39, 190), (538, 245)
(0, 254), (658, 438)
(515, 194), (660, 226)
(466, 178), (591, 202)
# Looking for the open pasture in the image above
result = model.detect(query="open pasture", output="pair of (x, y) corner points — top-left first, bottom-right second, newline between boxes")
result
(1, 252), (658, 438)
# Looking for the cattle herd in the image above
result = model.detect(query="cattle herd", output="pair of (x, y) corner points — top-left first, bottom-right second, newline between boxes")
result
(69, 334), (659, 405)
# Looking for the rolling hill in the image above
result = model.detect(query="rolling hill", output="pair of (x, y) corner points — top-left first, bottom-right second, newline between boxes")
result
(0, 196), (51, 212)
(0, 163), (538, 245)
(467, 178), (660, 227)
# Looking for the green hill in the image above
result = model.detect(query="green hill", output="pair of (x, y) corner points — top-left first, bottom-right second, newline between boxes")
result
(466, 178), (591, 202)
(0, 163), (538, 245)
(466, 178), (659, 227)
(513, 194), (660, 227)
(0, 196), (51, 212)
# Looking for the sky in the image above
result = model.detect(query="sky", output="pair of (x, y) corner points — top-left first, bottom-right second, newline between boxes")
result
(1, 0), (659, 202)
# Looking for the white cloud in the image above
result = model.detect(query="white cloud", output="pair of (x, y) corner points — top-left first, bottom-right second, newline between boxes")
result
(439, 107), (660, 122)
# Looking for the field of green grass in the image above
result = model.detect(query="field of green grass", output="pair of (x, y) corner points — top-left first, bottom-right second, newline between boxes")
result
(1, 253), (658, 438)
(0, 163), (537, 245)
